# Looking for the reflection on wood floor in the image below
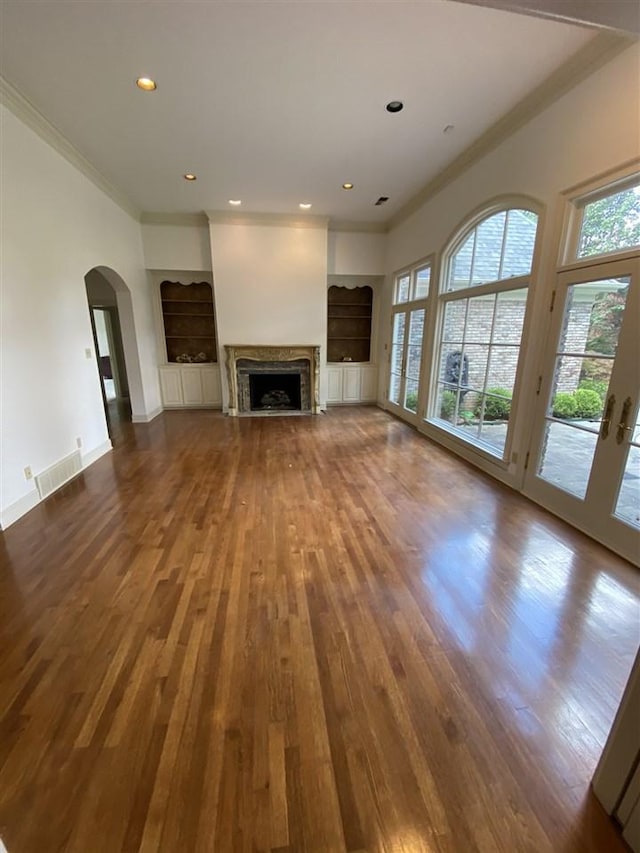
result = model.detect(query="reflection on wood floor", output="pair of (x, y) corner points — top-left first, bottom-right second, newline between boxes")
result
(0, 407), (638, 852)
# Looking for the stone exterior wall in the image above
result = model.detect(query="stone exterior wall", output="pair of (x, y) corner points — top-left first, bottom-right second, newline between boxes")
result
(440, 293), (592, 400)
(554, 302), (592, 393)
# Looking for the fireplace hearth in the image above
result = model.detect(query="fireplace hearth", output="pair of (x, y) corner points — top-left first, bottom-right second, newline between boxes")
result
(224, 345), (321, 416)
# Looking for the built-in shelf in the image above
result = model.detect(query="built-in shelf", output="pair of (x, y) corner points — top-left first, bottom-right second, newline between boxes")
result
(160, 280), (217, 363)
(327, 285), (373, 363)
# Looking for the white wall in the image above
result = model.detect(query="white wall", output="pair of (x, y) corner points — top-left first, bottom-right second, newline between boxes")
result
(327, 230), (386, 275)
(0, 105), (160, 527)
(209, 220), (328, 408)
(142, 223), (212, 271)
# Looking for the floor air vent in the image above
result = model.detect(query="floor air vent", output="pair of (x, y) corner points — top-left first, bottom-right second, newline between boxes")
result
(35, 450), (82, 500)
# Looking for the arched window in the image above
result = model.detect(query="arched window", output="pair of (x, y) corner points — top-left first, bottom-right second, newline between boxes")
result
(431, 207), (539, 460)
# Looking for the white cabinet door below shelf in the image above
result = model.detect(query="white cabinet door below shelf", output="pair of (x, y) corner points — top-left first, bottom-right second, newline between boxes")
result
(202, 367), (222, 406)
(327, 367), (344, 403)
(342, 367), (362, 402)
(159, 367), (183, 406)
(360, 365), (378, 401)
(180, 369), (204, 405)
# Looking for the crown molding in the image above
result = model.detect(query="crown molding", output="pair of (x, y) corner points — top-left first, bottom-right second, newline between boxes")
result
(0, 75), (141, 221)
(329, 219), (388, 234)
(141, 212), (209, 227)
(206, 210), (330, 229)
(388, 31), (635, 231)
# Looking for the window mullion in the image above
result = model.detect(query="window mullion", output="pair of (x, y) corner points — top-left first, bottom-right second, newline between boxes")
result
(498, 211), (509, 280)
(468, 228), (478, 288)
(439, 274), (530, 302)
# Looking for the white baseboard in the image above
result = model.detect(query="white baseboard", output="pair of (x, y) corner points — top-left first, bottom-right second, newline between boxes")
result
(81, 439), (112, 468)
(131, 406), (163, 423)
(0, 488), (40, 530)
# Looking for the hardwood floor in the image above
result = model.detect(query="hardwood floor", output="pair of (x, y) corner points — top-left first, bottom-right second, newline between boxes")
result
(0, 407), (638, 852)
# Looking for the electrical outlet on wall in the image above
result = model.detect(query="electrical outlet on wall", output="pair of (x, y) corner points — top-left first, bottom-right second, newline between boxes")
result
(76, 437), (82, 449)
(24, 466), (33, 480)
(85, 348), (92, 359)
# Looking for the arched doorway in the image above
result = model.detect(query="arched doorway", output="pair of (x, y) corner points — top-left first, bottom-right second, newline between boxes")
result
(84, 267), (137, 442)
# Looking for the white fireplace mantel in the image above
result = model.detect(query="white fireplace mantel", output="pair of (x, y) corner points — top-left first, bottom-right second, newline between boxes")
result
(224, 344), (321, 416)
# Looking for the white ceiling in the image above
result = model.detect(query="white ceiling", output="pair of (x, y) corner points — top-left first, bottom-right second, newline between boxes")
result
(0, 1), (602, 223)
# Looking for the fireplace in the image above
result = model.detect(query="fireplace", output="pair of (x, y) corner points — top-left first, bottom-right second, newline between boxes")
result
(225, 345), (321, 416)
(242, 361), (305, 412)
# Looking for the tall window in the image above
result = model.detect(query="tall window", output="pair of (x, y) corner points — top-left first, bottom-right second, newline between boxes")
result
(388, 262), (430, 414)
(431, 208), (539, 458)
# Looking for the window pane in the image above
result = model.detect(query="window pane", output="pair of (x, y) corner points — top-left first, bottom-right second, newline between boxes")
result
(463, 344), (490, 393)
(438, 345), (468, 387)
(396, 274), (410, 303)
(432, 285), (528, 459)
(435, 383), (463, 425)
(578, 184), (640, 258)
(538, 421), (598, 499)
(549, 355), (609, 429)
(547, 278), (629, 437)
(447, 209), (537, 293)
(442, 300), (467, 343)
(493, 289), (527, 343)
(389, 372), (402, 406)
(471, 212), (505, 286)
(448, 233), (474, 292)
(404, 378), (419, 413)
(615, 429), (640, 529)
(389, 311), (404, 406)
(390, 313), (405, 374)
(501, 210), (538, 279)
(485, 347), (518, 398)
(415, 265), (431, 299)
(477, 417), (508, 455)
(406, 310), (425, 380)
(465, 295), (495, 344)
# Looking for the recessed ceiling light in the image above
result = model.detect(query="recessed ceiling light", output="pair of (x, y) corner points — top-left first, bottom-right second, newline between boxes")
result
(228, 199), (242, 206)
(183, 173), (197, 181)
(136, 77), (157, 91)
(342, 183), (354, 190)
(386, 101), (404, 113)
(299, 202), (312, 209)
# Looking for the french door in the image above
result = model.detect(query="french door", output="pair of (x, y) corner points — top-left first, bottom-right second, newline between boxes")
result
(524, 255), (640, 565)
(388, 307), (425, 415)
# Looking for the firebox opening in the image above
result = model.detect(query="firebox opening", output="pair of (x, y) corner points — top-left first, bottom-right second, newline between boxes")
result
(249, 372), (302, 411)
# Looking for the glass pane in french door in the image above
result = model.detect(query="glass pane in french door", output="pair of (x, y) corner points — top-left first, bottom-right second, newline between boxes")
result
(538, 276), (630, 498)
(389, 312), (405, 405)
(614, 401), (640, 528)
(403, 309), (425, 413)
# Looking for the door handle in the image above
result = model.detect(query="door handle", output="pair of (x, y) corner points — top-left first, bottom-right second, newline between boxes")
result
(600, 393), (616, 440)
(616, 396), (634, 445)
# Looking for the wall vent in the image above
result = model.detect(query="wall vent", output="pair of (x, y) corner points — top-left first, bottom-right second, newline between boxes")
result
(35, 450), (82, 500)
